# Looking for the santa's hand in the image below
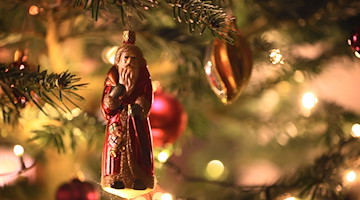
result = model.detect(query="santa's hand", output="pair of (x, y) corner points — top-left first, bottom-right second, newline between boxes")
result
(109, 84), (126, 99)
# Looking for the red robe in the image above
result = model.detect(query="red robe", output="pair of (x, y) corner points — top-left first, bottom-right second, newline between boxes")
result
(100, 64), (154, 197)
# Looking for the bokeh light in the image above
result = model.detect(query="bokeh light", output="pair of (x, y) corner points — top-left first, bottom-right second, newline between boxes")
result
(345, 170), (357, 183)
(101, 46), (119, 64)
(157, 150), (170, 163)
(351, 123), (360, 137)
(28, 5), (40, 15)
(293, 70), (304, 83)
(206, 160), (225, 180)
(269, 49), (284, 64)
(161, 193), (173, 200)
(301, 92), (318, 109)
(13, 144), (24, 157)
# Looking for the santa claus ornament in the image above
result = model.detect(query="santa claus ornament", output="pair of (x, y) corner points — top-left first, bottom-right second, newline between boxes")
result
(100, 30), (155, 199)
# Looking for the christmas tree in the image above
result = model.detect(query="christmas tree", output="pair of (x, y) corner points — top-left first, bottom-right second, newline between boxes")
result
(1, 0), (360, 200)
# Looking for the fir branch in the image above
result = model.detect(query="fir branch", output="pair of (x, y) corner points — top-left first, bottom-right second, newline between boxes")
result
(74, 0), (159, 22)
(28, 112), (104, 154)
(164, 0), (231, 42)
(74, 0), (231, 41)
(164, 137), (360, 200)
(29, 125), (67, 154)
(0, 63), (87, 123)
(165, 160), (276, 192)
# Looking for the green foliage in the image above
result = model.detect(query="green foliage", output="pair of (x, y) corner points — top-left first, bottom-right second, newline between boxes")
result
(74, 0), (231, 41)
(28, 112), (104, 154)
(0, 63), (87, 123)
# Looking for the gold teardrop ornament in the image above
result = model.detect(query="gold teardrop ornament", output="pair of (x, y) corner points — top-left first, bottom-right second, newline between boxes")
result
(204, 23), (253, 104)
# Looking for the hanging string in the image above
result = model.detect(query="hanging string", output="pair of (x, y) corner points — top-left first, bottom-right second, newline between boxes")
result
(124, 3), (134, 31)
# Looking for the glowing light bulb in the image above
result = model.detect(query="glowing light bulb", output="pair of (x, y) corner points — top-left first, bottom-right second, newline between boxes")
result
(269, 49), (284, 64)
(206, 160), (225, 180)
(351, 123), (360, 137)
(161, 193), (173, 200)
(301, 92), (318, 109)
(13, 145), (24, 157)
(345, 170), (357, 183)
(158, 151), (170, 163)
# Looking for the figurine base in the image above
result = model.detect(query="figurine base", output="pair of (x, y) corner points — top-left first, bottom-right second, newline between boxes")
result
(103, 186), (153, 199)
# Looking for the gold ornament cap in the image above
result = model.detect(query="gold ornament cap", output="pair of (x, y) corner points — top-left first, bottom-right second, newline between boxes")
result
(123, 30), (136, 44)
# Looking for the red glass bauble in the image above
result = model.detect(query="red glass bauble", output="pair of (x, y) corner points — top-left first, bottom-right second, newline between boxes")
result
(149, 89), (187, 147)
(348, 27), (360, 53)
(56, 179), (99, 200)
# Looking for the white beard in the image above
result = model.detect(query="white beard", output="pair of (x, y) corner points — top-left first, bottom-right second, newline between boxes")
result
(119, 66), (139, 96)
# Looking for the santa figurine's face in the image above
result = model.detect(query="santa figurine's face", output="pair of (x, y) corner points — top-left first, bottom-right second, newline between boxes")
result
(116, 47), (141, 94)
(119, 50), (139, 69)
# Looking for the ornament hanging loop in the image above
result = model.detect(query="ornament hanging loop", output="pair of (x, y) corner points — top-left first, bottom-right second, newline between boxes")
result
(124, 4), (134, 31)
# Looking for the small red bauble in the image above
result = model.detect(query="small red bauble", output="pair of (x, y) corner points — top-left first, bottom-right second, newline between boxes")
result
(348, 27), (360, 53)
(56, 179), (99, 200)
(149, 89), (187, 147)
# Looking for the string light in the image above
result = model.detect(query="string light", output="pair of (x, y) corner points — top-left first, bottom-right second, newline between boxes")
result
(269, 49), (285, 64)
(13, 145), (26, 170)
(161, 193), (173, 200)
(13, 145), (24, 157)
(206, 160), (225, 180)
(157, 150), (170, 163)
(351, 123), (360, 137)
(345, 170), (357, 183)
(301, 92), (318, 109)
(0, 144), (36, 186)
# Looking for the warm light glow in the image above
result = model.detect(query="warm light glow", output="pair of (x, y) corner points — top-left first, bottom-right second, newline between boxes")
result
(269, 49), (284, 64)
(284, 197), (297, 200)
(161, 193), (173, 200)
(0, 146), (35, 186)
(301, 92), (318, 109)
(152, 81), (161, 92)
(153, 192), (163, 200)
(355, 51), (360, 58)
(28, 5), (40, 15)
(73, 127), (83, 136)
(158, 151), (170, 163)
(206, 160), (225, 180)
(13, 145), (24, 157)
(103, 186), (152, 199)
(134, 197), (146, 200)
(351, 123), (360, 137)
(205, 61), (213, 75)
(345, 170), (357, 183)
(293, 70), (304, 83)
(101, 46), (119, 64)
